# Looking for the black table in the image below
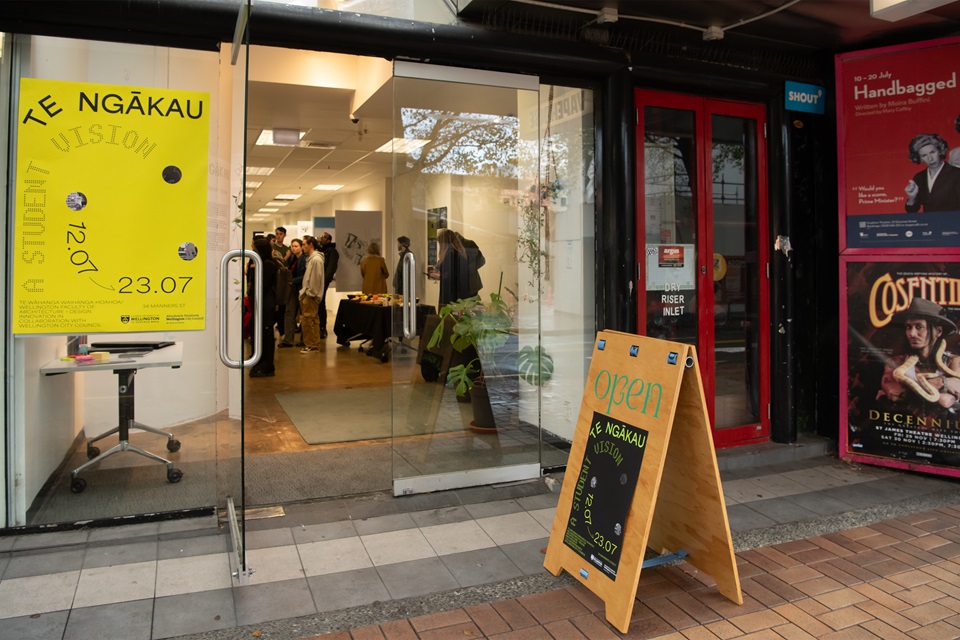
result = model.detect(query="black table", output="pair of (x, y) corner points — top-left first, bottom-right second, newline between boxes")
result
(333, 300), (435, 357)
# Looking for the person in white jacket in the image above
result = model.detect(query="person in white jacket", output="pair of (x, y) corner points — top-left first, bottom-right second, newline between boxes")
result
(299, 236), (326, 353)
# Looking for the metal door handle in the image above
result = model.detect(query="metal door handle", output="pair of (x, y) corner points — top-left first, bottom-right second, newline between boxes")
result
(219, 249), (262, 368)
(402, 251), (417, 340)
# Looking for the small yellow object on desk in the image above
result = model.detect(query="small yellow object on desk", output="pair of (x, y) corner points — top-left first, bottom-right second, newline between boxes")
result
(89, 351), (110, 362)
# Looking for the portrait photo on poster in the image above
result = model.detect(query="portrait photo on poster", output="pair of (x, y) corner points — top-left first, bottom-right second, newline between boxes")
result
(838, 37), (960, 249)
(846, 260), (960, 469)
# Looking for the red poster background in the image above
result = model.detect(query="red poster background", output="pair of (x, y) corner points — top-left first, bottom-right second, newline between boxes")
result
(838, 37), (960, 218)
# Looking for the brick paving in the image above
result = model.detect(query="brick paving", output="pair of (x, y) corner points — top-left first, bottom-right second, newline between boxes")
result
(304, 506), (960, 639)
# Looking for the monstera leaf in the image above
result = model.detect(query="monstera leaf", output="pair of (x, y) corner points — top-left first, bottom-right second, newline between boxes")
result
(516, 345), (554, 386)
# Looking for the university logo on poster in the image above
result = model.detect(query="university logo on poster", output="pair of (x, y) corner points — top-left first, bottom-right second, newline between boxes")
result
(846, 261), (960, 469)
(837, 37), (960, 249)
(13, 78), (209, 334)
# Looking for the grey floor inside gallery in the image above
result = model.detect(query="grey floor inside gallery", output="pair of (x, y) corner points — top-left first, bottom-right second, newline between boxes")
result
(26, 323), (567, 526)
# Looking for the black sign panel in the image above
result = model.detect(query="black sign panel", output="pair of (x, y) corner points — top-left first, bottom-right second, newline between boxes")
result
(562, 411), (649, 579)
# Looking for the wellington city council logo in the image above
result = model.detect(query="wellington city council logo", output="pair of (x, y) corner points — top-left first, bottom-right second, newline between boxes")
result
(120, 315), (130, 324)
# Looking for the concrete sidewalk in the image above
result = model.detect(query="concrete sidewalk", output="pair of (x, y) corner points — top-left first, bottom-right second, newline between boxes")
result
(4, 447), (960, 640)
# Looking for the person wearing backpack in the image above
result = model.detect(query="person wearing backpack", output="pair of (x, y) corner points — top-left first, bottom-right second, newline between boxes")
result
(248, 238), (278, 377)
(317, 232), (339, 339)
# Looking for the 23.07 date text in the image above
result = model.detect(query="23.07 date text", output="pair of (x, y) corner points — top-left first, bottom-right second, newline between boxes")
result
(118, 276), (193, 294)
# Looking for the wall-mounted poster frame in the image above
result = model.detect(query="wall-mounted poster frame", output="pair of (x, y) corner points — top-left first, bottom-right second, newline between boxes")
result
(836, 36), (960, 253)
(840, 255), (960, 478)
(13, 78), (209, 334)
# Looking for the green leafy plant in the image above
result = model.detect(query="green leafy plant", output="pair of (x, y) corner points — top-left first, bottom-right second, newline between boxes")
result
(428, 292), (554, 396)
(428, 294), (511, 396)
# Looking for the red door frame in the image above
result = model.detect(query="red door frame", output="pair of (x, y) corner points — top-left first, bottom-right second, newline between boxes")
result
(635, 89), (771, 447)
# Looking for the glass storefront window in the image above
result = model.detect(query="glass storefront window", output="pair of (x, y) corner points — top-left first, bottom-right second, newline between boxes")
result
(4, 35), (242, 527)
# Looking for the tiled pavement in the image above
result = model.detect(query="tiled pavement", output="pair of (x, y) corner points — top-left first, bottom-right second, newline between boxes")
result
(3, 453), (960, 639)
(306, 506), (960, 639)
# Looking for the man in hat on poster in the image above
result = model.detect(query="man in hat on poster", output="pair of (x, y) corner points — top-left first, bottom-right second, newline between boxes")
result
(890, 297), (960, 409)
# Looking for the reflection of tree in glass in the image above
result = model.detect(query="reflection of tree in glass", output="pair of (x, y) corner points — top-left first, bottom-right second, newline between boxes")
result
(401, 108), (520, 177)
(644, 134), (693, 198)
(712, 142), (745, 205)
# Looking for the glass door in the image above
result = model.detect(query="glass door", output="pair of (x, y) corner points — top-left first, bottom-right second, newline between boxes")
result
(637, 90), (770, 446)
(5, 32), (245, 546)
(388, 63), (543, 495)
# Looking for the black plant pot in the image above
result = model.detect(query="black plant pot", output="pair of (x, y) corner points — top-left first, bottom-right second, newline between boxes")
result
(469, 382), (498, 432)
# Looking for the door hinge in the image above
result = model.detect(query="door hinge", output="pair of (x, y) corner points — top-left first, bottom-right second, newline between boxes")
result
(763, 122), (767, 139)
(636, 108), (639, 126)
(767, 403), (771, 420)
(766, 262), (770, 278)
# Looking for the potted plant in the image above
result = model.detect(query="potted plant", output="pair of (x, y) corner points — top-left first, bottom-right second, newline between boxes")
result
(428, 292), (554, 430)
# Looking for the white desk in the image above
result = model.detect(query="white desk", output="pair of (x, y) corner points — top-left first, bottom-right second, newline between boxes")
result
(41, 342), (184, 493)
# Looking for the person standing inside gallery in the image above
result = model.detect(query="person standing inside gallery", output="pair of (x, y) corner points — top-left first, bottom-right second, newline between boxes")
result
(904, 133), (960, 213)
(428, 228), (470, 306)
(317, 232), (339, 339)
(299, 236), (325, 354)
(456, 231), (485, 298)
(360, 242), (389, 295)
(393, 236), (412, 295)
(279, 238), (304, 348)
(248, 238), (278, 377)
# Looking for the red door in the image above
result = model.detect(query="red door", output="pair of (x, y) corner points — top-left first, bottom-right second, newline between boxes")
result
(636, 90), (770, 447)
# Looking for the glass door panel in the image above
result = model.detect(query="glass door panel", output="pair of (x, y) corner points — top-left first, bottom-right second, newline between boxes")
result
(389, 64), (542, 495)
(642, 105), (700, 348)
(638, 91), (769, 445)
(711, 114), (762, 432)
(6, 35), (242, 531)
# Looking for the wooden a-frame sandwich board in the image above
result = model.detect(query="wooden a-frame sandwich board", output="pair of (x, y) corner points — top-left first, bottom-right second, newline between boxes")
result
(544, 330), (741, 633)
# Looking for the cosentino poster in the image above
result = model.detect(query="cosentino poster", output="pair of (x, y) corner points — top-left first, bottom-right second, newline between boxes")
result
(836, 37), (960, 250)
(845, 260), (960, 472)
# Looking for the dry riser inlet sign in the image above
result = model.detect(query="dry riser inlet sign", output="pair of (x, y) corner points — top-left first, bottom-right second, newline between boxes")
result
(14, 78), (209, 334)
(544, 330), (742, 633)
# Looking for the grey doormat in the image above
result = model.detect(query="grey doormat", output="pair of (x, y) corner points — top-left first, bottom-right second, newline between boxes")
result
(275, 384), (468, 445)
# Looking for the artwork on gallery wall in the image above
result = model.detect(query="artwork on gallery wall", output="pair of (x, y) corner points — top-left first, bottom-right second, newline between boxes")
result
(335, 210), (382, 292)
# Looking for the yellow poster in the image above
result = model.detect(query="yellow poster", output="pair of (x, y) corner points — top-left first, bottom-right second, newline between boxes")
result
(13, 78), (209, 334)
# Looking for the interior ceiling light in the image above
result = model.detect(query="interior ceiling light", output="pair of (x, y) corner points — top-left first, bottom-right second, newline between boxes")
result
(246, 180), (262, 188)
(871, 0), (958, 21)
(374, 138), (431, 154)
(246, 166), (274, 176)
(258, 208), (279, 213)
(313, 184), (344, 191)
(256, 129), (305, 146)
(266, 201), (290, 207)
(274, 194), (302, 201)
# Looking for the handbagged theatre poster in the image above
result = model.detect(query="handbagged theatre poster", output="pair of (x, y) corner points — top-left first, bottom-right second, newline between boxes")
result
(836, 37), (960, 250)
(843, 259), (960, 474)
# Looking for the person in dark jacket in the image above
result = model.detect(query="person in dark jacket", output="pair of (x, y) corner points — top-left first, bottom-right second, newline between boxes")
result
(279, 238), (305, 348)
(428, 228), (470, 306)
(249, 238), (278, 377)
(456, 231), (485, 298)
(394, 235), (412, 295)
(318, 232), (339, 339)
